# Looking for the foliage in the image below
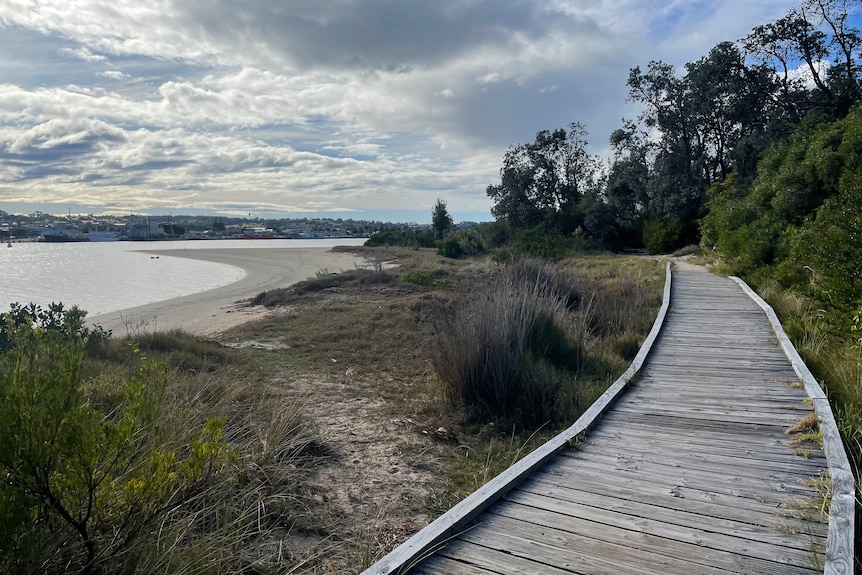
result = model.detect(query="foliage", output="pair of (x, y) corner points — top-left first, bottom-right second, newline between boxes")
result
(400, 271), (435, 287)
(431, 198), (454, 240)
(436, 236), (464, 259)
(704, 104), (862, 308)
(0, 320), (231, 575)
(0, 302), (109, 355)
(250, 268), (396, 306)
(642, 216), (684, 255)
(365, 228), (435, 248)
(486, 122), (602, 231)
(436, 222), (515, 259)
(431, 258), (582, 428)
(428, 256), (662, 430)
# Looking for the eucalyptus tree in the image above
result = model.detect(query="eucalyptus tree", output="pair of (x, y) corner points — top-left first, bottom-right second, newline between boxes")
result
(487, 122), (601, 231)
(742, 0), (862, 118)
(625, 43), (778, 245)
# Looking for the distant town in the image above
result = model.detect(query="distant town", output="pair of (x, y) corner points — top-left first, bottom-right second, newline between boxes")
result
(0, 210), (458, 242)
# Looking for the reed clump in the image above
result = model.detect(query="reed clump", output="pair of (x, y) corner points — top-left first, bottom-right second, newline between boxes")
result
(430, 256), (656, 430)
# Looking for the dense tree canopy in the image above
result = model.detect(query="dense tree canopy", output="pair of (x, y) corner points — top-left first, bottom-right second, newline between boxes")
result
(486, 122), (601, 231)
(485, 0), (861, 255)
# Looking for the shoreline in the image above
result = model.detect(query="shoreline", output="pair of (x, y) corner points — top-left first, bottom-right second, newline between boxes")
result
(89, 247), (361, 337)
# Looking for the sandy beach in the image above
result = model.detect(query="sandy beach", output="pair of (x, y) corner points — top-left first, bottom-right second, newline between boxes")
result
(89, 247), (362, 337)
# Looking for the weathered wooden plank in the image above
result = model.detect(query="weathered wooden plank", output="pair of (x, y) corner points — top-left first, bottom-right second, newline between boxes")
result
(359, 263), (674, 575)
(731, 276), (855, 575)
(603, 412), (792, 434)
(508, 480), (825, 548)
(432, 538), (583, 574)
(583, 433), (828, 470)
(524, 471), (829, 537)
(452, 514), (737, 575)
(576, 439), (828, 476)
(487, 501), (820, 573)
(554, 453), (819, 499)
(410, 553), (502, 575)
(608, 404), (812, 426)
(586, 425), (821, 455)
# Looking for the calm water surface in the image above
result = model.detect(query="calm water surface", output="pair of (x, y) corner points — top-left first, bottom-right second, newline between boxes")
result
(0, 239), (364, 316)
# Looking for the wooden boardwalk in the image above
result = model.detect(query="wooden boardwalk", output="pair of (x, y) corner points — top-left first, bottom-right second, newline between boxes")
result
(364, 264), (854, 575)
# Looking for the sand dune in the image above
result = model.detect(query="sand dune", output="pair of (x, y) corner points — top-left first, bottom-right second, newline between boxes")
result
(89, 247), (361, 337)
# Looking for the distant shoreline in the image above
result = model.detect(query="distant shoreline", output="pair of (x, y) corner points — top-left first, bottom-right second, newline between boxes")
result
(89, 247), (362, 337)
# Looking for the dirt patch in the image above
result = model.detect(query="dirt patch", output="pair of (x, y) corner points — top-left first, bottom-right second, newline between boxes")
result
(216, 249), (666, 573)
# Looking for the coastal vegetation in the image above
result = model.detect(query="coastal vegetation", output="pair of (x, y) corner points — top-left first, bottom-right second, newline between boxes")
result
(439, 1), (861, 567)
(4, 0), (862, 570)
(0, 304), (326, 575)
(236, 247), (664, 570)
(0, 248), (663, 574)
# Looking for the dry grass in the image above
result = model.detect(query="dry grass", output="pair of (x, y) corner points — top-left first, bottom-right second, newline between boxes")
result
(754, 278), (862, 573)
(62, 248), (664, 573)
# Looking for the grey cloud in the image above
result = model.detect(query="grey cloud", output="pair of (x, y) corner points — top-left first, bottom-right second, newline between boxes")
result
(0, 0), (803, 219)
(178, 0), (546, 70)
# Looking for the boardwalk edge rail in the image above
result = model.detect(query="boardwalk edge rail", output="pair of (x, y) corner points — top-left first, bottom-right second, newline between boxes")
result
(731, 276), (855, 575)
(361, 262), (673, 575)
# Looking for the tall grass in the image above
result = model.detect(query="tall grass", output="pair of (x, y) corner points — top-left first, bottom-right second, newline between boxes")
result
(0, 319), (328, 575)
(431, 256), (651, 429)
(758, 281), (862, 573)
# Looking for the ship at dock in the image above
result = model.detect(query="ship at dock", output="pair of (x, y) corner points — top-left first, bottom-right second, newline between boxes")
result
(40, 229), (89, 242)
(242, 227), (278, 239)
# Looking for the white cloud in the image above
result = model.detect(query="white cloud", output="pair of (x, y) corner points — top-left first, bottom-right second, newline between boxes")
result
(97, 70), (129, 79)
(0, 0), (802, 220)
(60, 46), (106, 62)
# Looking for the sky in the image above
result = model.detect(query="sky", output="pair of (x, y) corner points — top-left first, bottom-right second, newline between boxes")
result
(0, 0), (802, 223)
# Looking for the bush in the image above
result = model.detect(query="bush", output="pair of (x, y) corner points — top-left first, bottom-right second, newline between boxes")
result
(0, 301), (109, 354)
(431, 258), (586, 428)
(401, 271), (435, 287)
(365, 228), (434, 248)
(642, 216), (683, 254)
(250, 269), (396, 306)
(0, 320), (230, 574)
(436, 236), (464, 259)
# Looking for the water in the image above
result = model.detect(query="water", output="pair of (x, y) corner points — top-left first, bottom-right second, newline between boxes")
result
(0, 238), (365, 316)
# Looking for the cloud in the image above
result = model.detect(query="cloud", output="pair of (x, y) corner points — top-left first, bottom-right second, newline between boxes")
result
(97, 70), (130, 79)
(59, 46), (106, 62)
(0, 0), (802, 221)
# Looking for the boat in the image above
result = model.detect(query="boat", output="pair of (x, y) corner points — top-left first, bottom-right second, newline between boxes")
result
(40, 229), (89, 242)
(242, 227), (277, 239)
(86, 230), (120, 242)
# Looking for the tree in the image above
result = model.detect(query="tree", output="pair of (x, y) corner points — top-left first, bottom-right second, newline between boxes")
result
(743, 0), (862, 118)
(626, 43), (780, 246)
(487, 122), (601, 230)
(431, 198), (454, 240)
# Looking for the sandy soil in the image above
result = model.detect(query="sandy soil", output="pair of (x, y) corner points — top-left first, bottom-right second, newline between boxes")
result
(89, 247), (361, 337)
(89, 246), (442, 570)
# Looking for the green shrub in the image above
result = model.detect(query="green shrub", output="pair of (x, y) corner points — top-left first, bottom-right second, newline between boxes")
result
(0, 319), (230, 574)
(642, 216), (683, 254)
(0, 302), (109, 354)
(511, 225), (578, 260)
(436, 236), (464, 258)
(250, 269), (396, 305)
(365, 228), (434, 248)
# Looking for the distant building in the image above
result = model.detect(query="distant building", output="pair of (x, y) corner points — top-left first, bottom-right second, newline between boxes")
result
(128, 221), (167, 240)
